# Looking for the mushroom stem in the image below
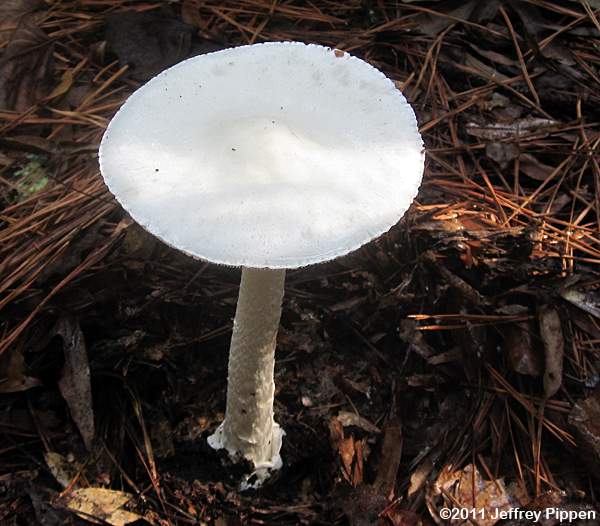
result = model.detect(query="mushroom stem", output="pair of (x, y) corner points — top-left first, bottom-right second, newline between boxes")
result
(208, 267), (286, 479)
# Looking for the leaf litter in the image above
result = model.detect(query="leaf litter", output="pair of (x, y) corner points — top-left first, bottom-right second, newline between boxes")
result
(57, 487), (141, 526)
(53, 316), (95, 451)
(0, 0), (599, 524)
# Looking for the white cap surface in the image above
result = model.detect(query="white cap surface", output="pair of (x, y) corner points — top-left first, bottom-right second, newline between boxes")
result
(99, 42), (424, 268)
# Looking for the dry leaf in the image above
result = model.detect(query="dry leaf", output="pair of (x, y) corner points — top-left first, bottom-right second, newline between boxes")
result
(505, 322), (542, 376)
(1, 134), (58, 154)
(408, 456), (434, 497)
(44, 66), (76, 101)
(569, 386), (600, 475)
(399, 319), (435, 360)
(0, 0), (43, 44)
(28, 485), (66, 525)
(181, 0), (205, 27)
(352, 439), (365, 487)
(413, 1), (478, 37)
(486, 142), (520, 167)
(428, 464), (524, 526)
(329, 418), (365, 487)
(561, 285), (600, 319)
(61, 488), (141, 526)
(538, 305), (564, 399)
(372, 414), (402, 499)
(0, 347), (40, 393)
(336, 411), (381, 434)
(464, 53), (511, 82)
(44, 452), (81, 489)
(0, 0), (53, 111)
(519, 154), (555, 181)
(53, 317), (95, 450)
(465, 118), (559, 140)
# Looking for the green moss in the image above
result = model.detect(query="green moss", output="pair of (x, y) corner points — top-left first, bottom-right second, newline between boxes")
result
(15, 154), (49, 199)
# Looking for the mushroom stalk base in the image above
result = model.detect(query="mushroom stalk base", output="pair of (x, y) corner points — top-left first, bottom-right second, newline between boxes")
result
(208, 267), (286, 487)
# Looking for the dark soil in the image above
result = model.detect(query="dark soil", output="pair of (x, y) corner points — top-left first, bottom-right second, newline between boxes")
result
(1, 1), (599, 525)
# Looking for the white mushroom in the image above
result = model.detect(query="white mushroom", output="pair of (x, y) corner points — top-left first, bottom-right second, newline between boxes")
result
(99, 42), (424, 487)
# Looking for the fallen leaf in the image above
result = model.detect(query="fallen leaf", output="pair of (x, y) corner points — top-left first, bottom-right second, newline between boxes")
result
(465, 118), (560, 140)
(399, 319), (435, 360)
(505, 322), (542, 376)
(569, 386), (600, 476)
(412, 1), (478, 37)
(566, 304), (600, 341)
(428, 464), (524, 526)
(0, 347), (40, 393)
(0, 134), (58, 154)
(53, 317), (95, 450)
(0, 0), (53, 111)
(428, 348), (462, 365)
(338, 375), (372, 398)
(27, 485), (67, 526)
(44, 452), (82, 489)
(372, 414), (402, 499)
(120, 223), (157, 259)
(464, 52), (511, 81)
(561, 284), (600, 319)
(469, 43), (517, 67)
(424, 252), (483, 305)
(337, 411), (381, 434)
(486, 142), (520, 167)
(45, 72), (71, 98)
(352, 439), (365, 487)
(60, 488), (141, 526)
(181, 0), (205, 27)
(538, 305), (564, 399)
(329, 418), (365, 487)
(44, 58), (87, 101)
(519, 154), (555, 181)
(408, 455), (434, 497)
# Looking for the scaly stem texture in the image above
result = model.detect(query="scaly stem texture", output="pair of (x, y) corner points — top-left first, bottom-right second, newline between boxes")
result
(215, 267), (286, 469)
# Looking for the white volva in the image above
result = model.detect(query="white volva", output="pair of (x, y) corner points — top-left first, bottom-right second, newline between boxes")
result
(207, 268), (285, 485)
(98, 42), (425, 486)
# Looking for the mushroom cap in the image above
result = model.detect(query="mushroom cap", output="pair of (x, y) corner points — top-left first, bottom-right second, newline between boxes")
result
(99, 42), (424, 269)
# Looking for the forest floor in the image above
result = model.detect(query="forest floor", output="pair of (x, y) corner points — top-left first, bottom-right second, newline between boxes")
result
(1, 1), (600, 525)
